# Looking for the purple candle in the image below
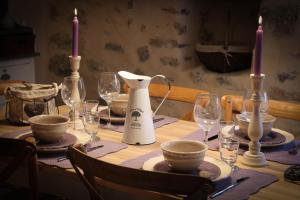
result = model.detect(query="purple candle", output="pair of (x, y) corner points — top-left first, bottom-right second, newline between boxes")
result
(72, 8), (79, 57)
(254, 16), (263, 75)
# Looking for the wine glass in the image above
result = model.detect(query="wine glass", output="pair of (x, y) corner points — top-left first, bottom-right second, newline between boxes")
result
(193, 94), (222, 144)
(61, 76), (86, 129)
(97, 72), (120, 129)
(242, 90), (268, 120)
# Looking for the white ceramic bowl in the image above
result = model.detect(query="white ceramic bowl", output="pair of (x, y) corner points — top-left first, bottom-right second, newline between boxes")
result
(110, 94), (129, 116)
(28, 115), (69, 143)
(236, 113), (276, 137)
(161, 140), (207, 172)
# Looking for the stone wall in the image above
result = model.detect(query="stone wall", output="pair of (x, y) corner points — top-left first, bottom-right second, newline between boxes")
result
(10, 0), (300, 135)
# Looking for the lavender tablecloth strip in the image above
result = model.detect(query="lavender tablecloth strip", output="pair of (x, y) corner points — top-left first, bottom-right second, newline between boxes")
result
(121, 149), (277, 200)
(208, 139), (300, 165)
(182, 125), (220, 141)
(107, 115), (178, 133)
(210, 169), (278, 200)
(121, 150), (161, 168)
(38, 140), (128, 169)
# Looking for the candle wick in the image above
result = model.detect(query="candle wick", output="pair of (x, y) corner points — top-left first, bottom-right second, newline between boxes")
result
(74, 8), (77, 16)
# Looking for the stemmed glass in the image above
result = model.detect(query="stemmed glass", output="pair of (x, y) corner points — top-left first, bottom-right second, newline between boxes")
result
(242, 90), (268, 121)
(97, 72), (120, 129)
(61, 76), (86, 129)
(193, 94), (222, 144)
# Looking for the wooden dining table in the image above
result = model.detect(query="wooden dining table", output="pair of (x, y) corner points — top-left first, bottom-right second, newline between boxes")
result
(0, 106), (299, 200)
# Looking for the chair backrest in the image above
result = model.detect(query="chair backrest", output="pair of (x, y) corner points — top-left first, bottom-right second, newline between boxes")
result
(68, 146), (214, 200)
(0, 137), (38, 200)
(221, 95), (300, 121)
(124, 83), (209, 121)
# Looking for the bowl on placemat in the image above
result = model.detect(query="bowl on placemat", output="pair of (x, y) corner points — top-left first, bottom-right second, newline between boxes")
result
(28, 115), (69, 143)
(161, 140), (208, 172)
(236, 113), (276, 137)
(110, 94), (128, 116)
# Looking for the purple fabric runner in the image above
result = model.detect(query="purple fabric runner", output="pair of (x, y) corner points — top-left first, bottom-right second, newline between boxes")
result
(210, 169), (278, 200)
(153, 160), (221, 181)
(208, 139), (300, 165)
(102, 115), (178, 133)
(234, 130), (286, 146)
(184, 126), (300, 165)
(38, 140), (128, 169)
(1, 128), (128, 169)
(121, 149), (278, 200)
(182, 125), (219, 141)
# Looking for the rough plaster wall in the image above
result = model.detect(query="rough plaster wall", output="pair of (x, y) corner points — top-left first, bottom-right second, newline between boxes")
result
(10, 0), (300, 135)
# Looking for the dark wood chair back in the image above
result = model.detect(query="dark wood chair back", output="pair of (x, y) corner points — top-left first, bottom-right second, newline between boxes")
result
(0, 137), (38, 200)
(68, 146), (214, 200)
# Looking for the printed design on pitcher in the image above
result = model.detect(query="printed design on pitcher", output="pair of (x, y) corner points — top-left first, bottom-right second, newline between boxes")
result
(130, 108), (143, 129)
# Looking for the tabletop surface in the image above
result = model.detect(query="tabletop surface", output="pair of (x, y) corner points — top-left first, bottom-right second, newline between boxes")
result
(0, 107), (299, 200)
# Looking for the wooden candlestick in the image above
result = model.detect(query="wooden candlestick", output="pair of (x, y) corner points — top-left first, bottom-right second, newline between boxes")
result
(68, 55), (83, 130)
(241, 74), (268, 167)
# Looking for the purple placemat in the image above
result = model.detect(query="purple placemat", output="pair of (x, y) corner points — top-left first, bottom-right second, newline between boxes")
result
(208, 139), (300, 165)
(38, 140), (128, 169)
(210, 169), (278, 200)
(154, 160), (221, 181)
(234, 130), (286, 146)
(121, 150), (277, 199)
(183, 125), (220, 141)
(37, 133), (77, 150)
(102, 115), (178, 133)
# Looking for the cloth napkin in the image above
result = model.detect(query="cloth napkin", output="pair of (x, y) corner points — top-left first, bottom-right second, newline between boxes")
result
(121, 150), (277, 200)
(103, 115), (178, 133)
(38, 140), (128, 169)
(208, 139), (300, 165)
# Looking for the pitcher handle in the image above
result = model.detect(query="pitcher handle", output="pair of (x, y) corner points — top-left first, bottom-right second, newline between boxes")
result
(150, 75), (171, 117)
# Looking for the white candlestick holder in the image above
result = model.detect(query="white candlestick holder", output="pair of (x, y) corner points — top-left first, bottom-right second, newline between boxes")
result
(241, 74), (268, 167)
(68, 55), (83, 130)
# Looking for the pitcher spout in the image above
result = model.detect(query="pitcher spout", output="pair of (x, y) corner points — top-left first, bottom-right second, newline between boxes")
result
(118, 71), (151, 89)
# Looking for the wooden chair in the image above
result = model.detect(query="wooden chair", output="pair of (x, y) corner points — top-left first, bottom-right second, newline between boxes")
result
(124, 83), (209, 121)
(0, 137), (38, 200)
(221, 95), (300, 121)
(68, 146), (214, 200)
(0, 137), (67, 200)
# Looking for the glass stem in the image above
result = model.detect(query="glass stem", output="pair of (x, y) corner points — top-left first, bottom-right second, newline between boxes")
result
(107, 102), (111, 129)
(73, 103), (76, 130)
(204, 130), (209, 144)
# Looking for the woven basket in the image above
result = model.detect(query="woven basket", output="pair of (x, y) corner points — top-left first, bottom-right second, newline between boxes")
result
(4, 83), (60, 125)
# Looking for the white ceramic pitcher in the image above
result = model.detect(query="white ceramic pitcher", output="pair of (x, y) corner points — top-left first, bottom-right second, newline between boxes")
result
(118, 71), (171, 145)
